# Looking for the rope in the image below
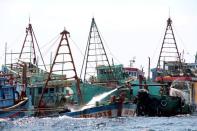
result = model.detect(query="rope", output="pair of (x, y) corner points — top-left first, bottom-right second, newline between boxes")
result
(99, 32), (122, 64)
(173, 25), (187, 50)
(173, 25), (189, 60)
(69, 37), (84, 57)
(40, 33), (60, 49)
(41, 35), (61, 56)
(151, 27), (166, 67)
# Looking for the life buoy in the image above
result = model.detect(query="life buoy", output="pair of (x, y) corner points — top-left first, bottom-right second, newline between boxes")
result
(161, 100), (167, 107)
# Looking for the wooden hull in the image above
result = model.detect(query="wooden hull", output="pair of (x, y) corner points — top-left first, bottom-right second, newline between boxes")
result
(0, 98), (28, 118)
(61, 102), (136, 118)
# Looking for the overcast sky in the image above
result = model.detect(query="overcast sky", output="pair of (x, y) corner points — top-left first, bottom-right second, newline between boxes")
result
(1, 0), (197, 76)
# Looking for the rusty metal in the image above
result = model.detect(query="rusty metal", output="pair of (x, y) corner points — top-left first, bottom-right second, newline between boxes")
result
(38, 29), (83, 110)
(19, 22), (47, 71)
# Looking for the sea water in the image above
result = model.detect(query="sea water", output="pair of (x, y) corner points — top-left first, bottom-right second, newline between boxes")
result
(1, 115), (197, 131)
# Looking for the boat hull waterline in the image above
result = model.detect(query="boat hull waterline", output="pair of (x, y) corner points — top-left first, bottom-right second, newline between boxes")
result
(61, 102), (136, 118)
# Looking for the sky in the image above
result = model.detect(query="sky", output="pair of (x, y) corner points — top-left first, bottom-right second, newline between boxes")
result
(0, 0), (197, 77)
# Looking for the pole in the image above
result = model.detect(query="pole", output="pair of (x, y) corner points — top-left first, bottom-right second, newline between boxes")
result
(148, 57), (150, 81)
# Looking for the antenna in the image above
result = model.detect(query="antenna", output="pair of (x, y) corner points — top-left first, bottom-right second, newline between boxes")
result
(29, 16), (31, 24)
(129, 57), (136, 67)
(92, 12), (95, 19)
(28, 13), (31, 24)
(168, 7), (171, 18)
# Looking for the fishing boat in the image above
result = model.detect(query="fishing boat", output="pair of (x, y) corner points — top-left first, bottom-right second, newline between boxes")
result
(70, 18), (145, 105)
(139, 17), (194, 116)
(62, 102), (136, 118)
(56, 18), (138, 118)
(3, 19), (129, 117)
(3, 22), (75, 116)
(0, 73), (28, 118)
(60, 86), (137, 118)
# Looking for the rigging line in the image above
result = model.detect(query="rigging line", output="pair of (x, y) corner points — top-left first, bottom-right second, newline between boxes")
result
(4, 32), (25, 60)
(98, 30), (121, 64)
(151, 28), (166, 67)
(69, 37), (84, 57)
(42, 35), (61, 56)
(69, 37), (86, 77)
(40, 33), (60, 49)
(80, 33), (90, 80)
(69, 37), (96, 78)
(7, 30), (25, 50)
(173, 25), (188, 53)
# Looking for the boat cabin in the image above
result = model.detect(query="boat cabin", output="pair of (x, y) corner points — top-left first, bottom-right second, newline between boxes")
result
(96, 64), (124, 83)
(0, 77), (15, 108)
(123, 67), (144, 79)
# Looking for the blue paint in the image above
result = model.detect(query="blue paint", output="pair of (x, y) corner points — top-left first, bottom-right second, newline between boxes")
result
(62, 102), (136, 117)
(0, 75), (28, 118)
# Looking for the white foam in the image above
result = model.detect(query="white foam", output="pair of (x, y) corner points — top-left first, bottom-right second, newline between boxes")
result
(80, 88), (117, 110)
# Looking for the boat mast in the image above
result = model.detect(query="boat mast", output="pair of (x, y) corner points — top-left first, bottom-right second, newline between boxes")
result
(156, 17), (182, 70)
(38, 29), (83, 108)
(80, 18), (113, 82)
(19, 20), (47, 71)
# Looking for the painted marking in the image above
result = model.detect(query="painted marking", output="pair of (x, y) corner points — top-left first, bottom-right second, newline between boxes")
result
(80, 110), (112, 118)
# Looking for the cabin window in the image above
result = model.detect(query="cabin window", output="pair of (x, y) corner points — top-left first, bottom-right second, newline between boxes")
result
(49, 88), (54, 93)
(3, 88), (11, 99)
(98, 69), (104, 74)
(38, 87), (42, 94)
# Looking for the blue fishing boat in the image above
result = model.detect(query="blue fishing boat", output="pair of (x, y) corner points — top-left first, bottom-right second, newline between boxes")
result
(0, 73), (28, 118)
(4, 22), (75, 117)
(62, 102), (136, 118)
(59, 84), (137, 118)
